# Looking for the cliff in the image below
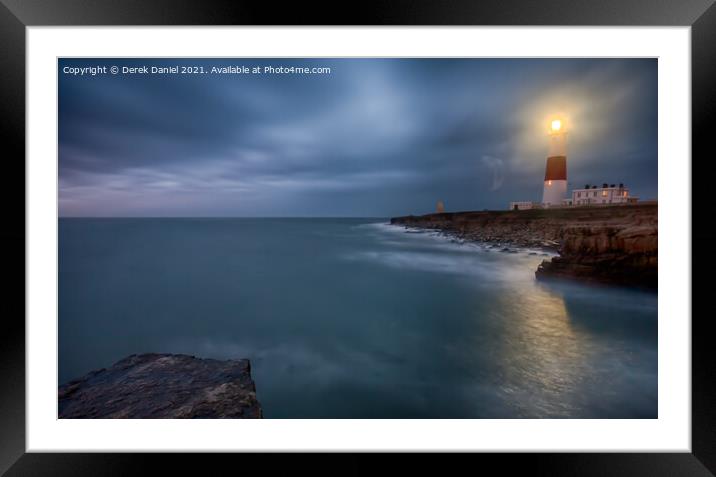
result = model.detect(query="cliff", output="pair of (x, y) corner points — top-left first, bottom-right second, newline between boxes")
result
(58, 353), (262, 418)
(391, 204), (657, 290)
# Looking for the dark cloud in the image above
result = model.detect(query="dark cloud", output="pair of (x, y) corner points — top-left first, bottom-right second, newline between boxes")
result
(58, 58), (657, 216)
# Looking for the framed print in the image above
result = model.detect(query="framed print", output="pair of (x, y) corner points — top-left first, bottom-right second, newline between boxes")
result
(1, 0), (714, 474)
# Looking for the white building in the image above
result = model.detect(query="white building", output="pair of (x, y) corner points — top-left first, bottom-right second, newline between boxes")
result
(509, 201), (542, 211)
(508, 183), (638, 210)
(571, 183), (638, 206)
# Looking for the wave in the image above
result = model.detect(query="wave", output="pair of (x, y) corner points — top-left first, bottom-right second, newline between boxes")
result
(343, 249), (544, 285)
(356, 221), (556, 257)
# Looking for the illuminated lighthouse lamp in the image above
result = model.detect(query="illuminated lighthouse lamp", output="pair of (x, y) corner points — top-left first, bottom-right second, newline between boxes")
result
(542, 117), (568, 207)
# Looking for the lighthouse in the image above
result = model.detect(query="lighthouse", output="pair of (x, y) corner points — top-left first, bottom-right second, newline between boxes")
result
(542, 118), (567, 207)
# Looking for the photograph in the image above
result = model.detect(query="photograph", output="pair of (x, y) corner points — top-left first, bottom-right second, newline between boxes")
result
(57, 57), (658, 419)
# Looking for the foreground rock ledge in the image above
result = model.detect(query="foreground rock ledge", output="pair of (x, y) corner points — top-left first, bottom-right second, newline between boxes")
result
(59, 353), (262, 418)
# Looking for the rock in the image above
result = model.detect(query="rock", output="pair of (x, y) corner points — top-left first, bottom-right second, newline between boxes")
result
(391, 204), (657, 290)
(58, 353), (262, 418)
(536, 216), (657, 289)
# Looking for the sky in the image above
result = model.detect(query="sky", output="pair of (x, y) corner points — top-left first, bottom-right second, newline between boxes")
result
(58, 58), (657, 217)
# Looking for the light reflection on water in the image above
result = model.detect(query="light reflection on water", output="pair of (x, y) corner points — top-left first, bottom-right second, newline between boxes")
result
(488, 283), (590, 417)
(59, 218), (657, 418)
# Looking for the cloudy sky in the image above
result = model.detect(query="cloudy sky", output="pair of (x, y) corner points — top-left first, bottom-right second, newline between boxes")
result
(59, 58), (657, 217)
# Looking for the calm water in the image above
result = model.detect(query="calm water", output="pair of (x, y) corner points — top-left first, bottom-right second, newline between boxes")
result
(59, 218), (657, 418)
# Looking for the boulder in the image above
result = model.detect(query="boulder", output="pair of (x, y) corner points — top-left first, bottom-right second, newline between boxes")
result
(58, 353), (262, 418)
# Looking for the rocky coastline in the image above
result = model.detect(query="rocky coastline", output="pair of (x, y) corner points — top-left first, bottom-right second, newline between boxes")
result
(390, 203), (657, 290)
(58, 353), (262, 418)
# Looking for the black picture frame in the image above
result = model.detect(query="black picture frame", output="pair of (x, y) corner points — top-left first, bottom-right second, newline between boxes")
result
(1, 0), (713, 474)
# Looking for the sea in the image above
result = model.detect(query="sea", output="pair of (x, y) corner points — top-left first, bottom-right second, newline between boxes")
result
(59, 218), (658, 418)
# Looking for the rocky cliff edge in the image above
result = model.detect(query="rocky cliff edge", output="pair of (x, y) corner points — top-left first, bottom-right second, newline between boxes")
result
(58, 353), (262, 418)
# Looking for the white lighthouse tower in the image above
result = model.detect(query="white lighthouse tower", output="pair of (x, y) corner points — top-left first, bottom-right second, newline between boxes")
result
(542, 118), (568, 207)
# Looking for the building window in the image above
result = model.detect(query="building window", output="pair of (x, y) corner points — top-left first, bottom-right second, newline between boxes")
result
(602, 190), (608, 197)
(577, 192), (581, 198)
(547, 180), (552, 186)
(593, 191), (597, 197)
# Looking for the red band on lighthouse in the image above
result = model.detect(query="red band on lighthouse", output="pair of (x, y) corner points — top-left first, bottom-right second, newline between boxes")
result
(544, 156), (567, 181)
